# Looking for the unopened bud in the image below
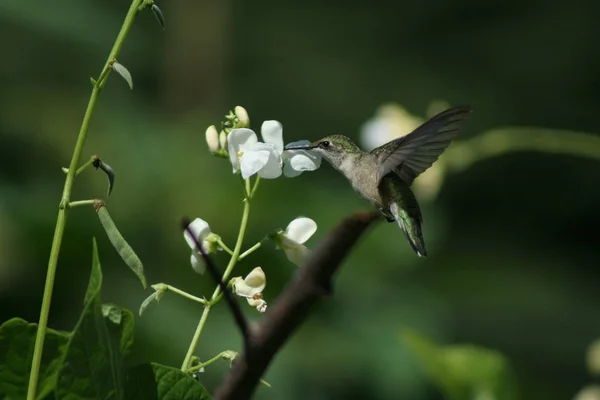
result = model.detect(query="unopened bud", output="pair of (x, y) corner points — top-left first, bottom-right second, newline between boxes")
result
(205, 125), (220, 153)
(234, 106), (249, 128)
(219, 130), (227, 151)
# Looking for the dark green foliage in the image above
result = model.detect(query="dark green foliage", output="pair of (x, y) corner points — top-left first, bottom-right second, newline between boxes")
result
(0, 318), (69, 400)
(125, 363), (211, 400)
(0, 239), (209, 399)
(402, 329), (518, 400)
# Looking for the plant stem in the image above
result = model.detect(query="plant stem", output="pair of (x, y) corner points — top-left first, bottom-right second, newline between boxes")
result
(75, 156), (96, 175)
(238, 241), (263, 260)
(188, 351), (227, 373)
(217, 239), (235, 256)
(26, 2), (143, 399)
(249, 176), (261, 199)
(165, 284), (207, 305)
(69, 199), (98, 208)
(445, 128), (600, 173)
(181, 179), (253, 371)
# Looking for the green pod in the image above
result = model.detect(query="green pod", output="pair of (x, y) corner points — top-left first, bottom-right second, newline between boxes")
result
(95, 201), (146, 288)
(151, 4), (165, 30)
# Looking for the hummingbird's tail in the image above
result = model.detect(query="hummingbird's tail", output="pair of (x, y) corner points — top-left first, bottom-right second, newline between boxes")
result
(390, 202), (427, 257)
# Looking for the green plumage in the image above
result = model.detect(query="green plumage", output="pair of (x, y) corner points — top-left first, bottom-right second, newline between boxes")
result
(380, 174), (426, 256)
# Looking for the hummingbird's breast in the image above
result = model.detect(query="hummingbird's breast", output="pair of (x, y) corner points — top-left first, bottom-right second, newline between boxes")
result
(338, 155), (384, 207)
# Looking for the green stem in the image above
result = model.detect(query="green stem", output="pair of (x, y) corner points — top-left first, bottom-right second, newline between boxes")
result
(238, 241), (263, 261)
(249, 176), (261, 199)
(165, 284), (207, 305)
(181, 179), (253, 371)
(217, 239), (234, 256)
(445, 128), (600, 173)
(188, 352), (226, 373)
(69, 199), (98, 208)
(75, 156), (96, 175)
(26, 2), (143, 399)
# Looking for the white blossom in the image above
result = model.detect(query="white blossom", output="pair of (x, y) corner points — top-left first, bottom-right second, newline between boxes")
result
(183, 218), (215, 274)
(282, 140), (322, 177)
(275, 217), (317, 266)
(227, 121), (321, 179)
(232, 267), (267, 313)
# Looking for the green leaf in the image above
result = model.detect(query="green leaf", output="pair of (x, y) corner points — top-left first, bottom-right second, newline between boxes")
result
(0, 318), (69, 400)
(112, 62), (133, 90)
(56, 239), (133, 400)
(95, 202), (147, 288)
(102, 304), (135, 358)
(401, 329), (518, 400)
(125, 363), (210, 400)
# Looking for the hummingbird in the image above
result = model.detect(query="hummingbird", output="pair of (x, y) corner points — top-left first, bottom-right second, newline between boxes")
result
(284, 106), (471, 257)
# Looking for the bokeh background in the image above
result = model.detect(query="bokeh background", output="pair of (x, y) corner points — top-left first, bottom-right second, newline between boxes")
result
(2, 0), (600, 398)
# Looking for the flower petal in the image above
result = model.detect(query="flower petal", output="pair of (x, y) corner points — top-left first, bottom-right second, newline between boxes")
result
(239, 149), (270, 179)
(184, 218), (211, 250)
(282, 140), (322, 176)
(191, 253), (205, 274)
(227, 128), (258, 172)
(258, 150), (283, 179)
(284, 244), (311, 267)
(283, 162), (302, 177)
(244, 267), (266, 290)
(247, 298), (267, 312)
(285, 217), (317, 244)
(261, 121), (284, 154)
(234, 267), (266, 297)
(289, 152), (321, 171)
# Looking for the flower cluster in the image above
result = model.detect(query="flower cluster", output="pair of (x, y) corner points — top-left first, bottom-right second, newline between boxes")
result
(205, 107), (322, 180)
(183, 216), (317, 312)
(227, 121), (321, 179)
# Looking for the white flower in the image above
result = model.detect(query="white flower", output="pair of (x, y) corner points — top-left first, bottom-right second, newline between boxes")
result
(227, 121), (283, 179)
(232, 267), (267, 313)
(183, 218), (214, 274)
(227, 121), (322, 179)
(282, 140), (322, 177)
(274, 217), (317, 266)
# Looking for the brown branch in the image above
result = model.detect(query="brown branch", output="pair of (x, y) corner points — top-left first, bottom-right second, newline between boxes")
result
(213, 211), (380, 400)
(181, 218), (251, 349)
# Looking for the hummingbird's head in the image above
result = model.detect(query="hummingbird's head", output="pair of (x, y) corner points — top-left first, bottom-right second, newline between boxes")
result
(285, 135), (360, 167)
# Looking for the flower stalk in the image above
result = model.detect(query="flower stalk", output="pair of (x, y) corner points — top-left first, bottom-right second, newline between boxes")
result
(26, 1), (145, 399)
(181, 178), (253, 371)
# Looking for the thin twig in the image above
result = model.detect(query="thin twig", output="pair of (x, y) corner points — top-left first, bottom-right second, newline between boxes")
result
(213, 211), (380, 400)
(182, 218), (251, 349)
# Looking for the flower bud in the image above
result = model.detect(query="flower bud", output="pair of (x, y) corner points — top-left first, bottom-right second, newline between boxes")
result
(234, 106), (250, 128)
(219, 130), (228, 151)
(205, 125), (220, 153)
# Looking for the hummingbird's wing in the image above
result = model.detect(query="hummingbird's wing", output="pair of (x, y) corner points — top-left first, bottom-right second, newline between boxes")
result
(372, 106), (471, 184)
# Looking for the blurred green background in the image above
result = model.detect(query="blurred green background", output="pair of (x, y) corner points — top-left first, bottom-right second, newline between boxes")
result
(2, 0), (600, 398)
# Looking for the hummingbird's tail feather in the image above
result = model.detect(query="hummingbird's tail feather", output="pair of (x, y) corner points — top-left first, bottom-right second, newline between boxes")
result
(390, 202), (427, 257)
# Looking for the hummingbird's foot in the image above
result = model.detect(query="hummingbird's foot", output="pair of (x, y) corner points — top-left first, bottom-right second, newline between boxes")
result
(378, 207), (396, 223)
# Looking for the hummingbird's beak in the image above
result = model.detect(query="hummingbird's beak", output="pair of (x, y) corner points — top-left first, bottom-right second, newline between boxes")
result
(284, 142), (316, 150)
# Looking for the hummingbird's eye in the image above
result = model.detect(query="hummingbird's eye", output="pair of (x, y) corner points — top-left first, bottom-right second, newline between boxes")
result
(320, 141), (330, 148)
